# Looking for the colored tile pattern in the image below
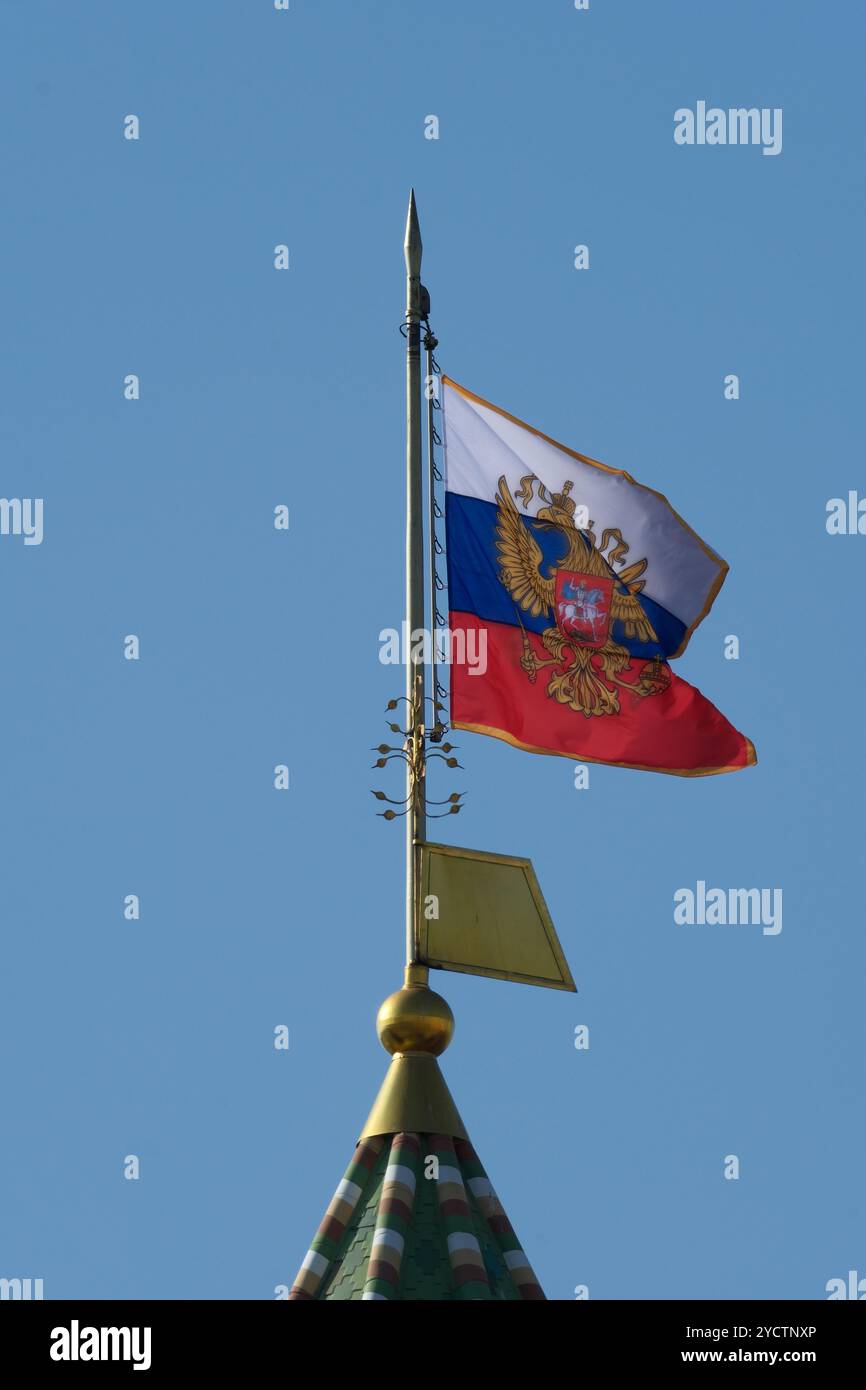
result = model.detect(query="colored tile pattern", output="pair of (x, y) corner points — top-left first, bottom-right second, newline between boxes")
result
(289, 1129), (545, 1301)
(288, 1135), (384, 1300)
(362, 1132), (421, 1299)
(429, 1133), (491, 1299)
(455, 1137), (546, 1300)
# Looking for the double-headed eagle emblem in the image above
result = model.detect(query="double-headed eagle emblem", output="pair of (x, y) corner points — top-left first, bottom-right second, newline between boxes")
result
(495, 474), (670, 718)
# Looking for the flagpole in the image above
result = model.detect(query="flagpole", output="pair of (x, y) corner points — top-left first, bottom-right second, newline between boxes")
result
(404, 189), (426, 968)
(424, 322), (442, 739)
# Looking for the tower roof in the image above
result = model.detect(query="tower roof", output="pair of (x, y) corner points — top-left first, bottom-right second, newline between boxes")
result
(289, 1131), (544, 1301)
(289, 973), (546, 1301)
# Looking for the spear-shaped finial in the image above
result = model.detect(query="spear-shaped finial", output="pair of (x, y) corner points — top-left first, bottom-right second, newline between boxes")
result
(404, 187), (423, 277)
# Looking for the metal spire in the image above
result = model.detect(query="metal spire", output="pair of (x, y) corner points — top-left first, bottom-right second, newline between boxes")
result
(404, 190), (426, 969)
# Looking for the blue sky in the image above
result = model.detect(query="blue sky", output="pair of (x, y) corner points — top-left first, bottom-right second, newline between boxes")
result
(0, 0), (863, 1299)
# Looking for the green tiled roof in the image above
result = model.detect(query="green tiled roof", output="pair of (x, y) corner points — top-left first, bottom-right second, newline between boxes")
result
(290, 1131), (544, 1301)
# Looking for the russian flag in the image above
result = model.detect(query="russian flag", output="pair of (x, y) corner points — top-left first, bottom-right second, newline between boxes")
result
(442, 378), (756, 777)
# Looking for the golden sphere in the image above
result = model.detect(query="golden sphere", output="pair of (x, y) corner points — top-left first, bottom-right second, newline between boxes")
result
(376, 982), (455, 1057)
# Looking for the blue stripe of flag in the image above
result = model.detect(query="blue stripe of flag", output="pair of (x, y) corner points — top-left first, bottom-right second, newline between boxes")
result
(445, 492), (687, 662)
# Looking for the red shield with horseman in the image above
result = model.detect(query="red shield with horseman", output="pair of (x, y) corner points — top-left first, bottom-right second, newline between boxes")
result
(554, 570), (614, 649)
